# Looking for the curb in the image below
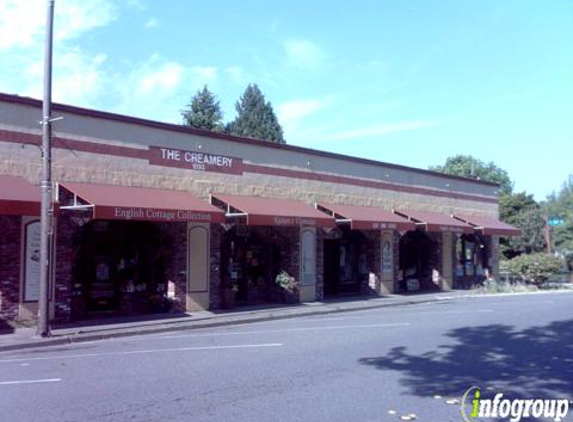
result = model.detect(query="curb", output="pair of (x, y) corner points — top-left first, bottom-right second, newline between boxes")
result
(0, 295), (455, 353)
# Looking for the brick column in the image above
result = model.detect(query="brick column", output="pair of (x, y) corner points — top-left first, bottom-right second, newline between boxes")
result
(490, 235), (500, 279)
(315, 229), (325, 301)
(209, 224), (222, 309)
(440, 232), (454, 291)
(0, 216), (22, 322)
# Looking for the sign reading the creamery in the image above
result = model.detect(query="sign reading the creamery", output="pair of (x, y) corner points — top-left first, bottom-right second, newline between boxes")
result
(149, 146), (243, 175)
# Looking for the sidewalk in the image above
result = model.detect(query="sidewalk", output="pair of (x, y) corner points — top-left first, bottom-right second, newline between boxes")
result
(0, 290), (471, 352)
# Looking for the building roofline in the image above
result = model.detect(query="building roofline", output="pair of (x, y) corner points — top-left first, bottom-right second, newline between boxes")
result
(0, 92), (499, 189)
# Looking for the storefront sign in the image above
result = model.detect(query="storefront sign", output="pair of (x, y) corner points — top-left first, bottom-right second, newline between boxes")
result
(407, 279), (421, 291)
(149, 146), (243, 175)
(438, 225), (468, 234)
(246, 215), (329, 227)
(381, 236), (394, 276)
(23, 220), (41, 302)
(372, 222), (398, 230)
(273, 216), (318, 226)
(95, 206), (218, 223)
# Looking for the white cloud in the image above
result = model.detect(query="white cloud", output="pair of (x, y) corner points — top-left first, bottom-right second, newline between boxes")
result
(54, 0), (117, 42)
(284, 39), (326, 70)
(109, 55), (190, 123)
(226, 66), (245, 85)
(21, 48), (108, 106)
(0, 0), (116, 50)
(319, 120), (440, 142)
(278, 98), (333, 135)
(144, 17), (159, 29)
(0, 0), (116, 109)
(0, 1), (45, 50)
(190, 66), (218, 85)
(0, 0), (217, 124)
(137, 61), (185, 95)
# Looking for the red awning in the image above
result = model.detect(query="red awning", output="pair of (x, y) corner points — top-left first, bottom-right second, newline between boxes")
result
(393, 209), (473, 233)
(59, 182), (224, 223)
(0, 176), (41, 216)
(211, 193), (334, 227)
(317, 203), (415, 231)
(453, 214), (521, 236)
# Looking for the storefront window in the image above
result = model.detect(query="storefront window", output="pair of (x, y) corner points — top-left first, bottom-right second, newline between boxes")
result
(72, 220), (165, 315)
(456, 234), (488, 280)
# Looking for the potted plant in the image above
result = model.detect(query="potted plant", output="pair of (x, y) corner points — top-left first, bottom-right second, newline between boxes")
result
(274, 270), (299, 304)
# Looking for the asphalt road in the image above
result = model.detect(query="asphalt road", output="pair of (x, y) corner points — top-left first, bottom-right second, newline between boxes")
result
(0, 292), (572, 422)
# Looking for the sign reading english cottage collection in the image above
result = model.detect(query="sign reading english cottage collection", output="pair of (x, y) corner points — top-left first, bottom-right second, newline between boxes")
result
(149, 146), (243, 175)
(94, 206), (222, 223)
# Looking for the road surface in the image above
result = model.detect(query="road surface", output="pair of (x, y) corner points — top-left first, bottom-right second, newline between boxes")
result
(1, 292), (572, 422)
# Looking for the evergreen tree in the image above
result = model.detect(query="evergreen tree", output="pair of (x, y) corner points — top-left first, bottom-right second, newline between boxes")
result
(181, 85), (224, 132)
(228, 84), (285, 144)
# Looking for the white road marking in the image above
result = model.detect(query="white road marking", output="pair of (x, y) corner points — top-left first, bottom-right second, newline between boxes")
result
(154, 322), (412, 340)
(414, 309), (494, 315)
(0, 378), (61, 386)
(0, 343), (283, 364)
(301, 309), (494, 320)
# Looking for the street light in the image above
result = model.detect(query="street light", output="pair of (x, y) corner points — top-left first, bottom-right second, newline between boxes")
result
(37, 0), (55, 338)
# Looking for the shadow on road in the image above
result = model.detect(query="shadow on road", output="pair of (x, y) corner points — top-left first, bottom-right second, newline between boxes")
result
(359, 319), (573, 400)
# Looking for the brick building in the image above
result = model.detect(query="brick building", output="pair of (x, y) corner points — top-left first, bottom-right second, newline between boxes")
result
(0, 93), (519, 323)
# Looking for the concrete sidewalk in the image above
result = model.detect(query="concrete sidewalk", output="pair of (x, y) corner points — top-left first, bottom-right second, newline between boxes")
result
(0, 291), (471, 352)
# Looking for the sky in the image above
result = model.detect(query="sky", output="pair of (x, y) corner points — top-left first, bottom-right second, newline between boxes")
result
(1, 0), (572, 201)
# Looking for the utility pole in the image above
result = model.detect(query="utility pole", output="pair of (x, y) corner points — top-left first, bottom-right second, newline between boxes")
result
(37, 0), (55, 338)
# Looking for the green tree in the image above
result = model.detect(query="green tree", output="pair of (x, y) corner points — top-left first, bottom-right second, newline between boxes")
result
(429, 154), (513, 195)
(181, 85), (224, 132)
(431, 155), (546, 258)
(498, 192), (546, 257)
(228, 84), (285, 143)
(545, 175), (573, 268)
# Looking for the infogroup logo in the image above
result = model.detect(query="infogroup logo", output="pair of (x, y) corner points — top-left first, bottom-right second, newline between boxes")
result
(461, 386), (570, 422)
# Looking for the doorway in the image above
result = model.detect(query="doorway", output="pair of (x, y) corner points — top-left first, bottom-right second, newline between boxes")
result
(399, 230), (436, 291)
(72, 220), (164, 314)
(323, 239), (340, 295)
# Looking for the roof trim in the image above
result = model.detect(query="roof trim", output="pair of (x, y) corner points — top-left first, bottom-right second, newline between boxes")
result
(0, 92), (499, 189)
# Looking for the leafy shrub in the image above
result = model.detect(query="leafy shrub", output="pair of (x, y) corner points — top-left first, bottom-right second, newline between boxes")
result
(503, 253), (563, 285)
(474, 279), (539, 294)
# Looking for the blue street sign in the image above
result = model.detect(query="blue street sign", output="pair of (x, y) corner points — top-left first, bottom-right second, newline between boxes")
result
(548, 217), (565, 227)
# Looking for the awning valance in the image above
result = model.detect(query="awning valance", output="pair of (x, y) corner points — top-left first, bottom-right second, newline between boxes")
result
(58, 182), (224, 223)
(211, 193), (334, 227)
(453, 214), (521, 236)
(317, 203), (415, 231)
(0, 176), (41, 216)
(393, 209), (473, 233)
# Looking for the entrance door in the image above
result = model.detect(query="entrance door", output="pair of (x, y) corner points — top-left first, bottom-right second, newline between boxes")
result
(399, 230), (435, 291)
(74, 221), (163, 315)
(323, 239), (340, 295)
